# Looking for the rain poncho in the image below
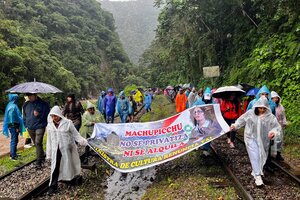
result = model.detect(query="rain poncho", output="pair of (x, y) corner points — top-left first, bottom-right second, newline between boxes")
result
(232, 96), (281, 177)
(175, 91), (187, 113)
(246, 85), (276, 115)
(144, 92), (152, 110)
(185, 90), (190, 108)
(193, 87), (215, 106)
(97, 91), (106, 113)
(3, 94), (25, 137)
(188, 90), (196, 108)
(46, 106), (87, 185)
(134, 90), (143, 104)
(103, 88), (117, 119)
(271, 91), (287, 153)
(116, 91), (131, 123)
(80, 102), (104, 138)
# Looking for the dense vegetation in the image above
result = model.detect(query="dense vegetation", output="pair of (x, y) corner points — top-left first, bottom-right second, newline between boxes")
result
(0, 0), (131, 110)
(100, 0), (160, 64)
(138, 0), (300, 125)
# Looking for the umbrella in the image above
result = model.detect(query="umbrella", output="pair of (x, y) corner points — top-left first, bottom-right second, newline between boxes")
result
(166, 85), (174, 90)
(246, 88), (259, 96)
(212, 86), (245, 98)
(6, 81), (63, 94)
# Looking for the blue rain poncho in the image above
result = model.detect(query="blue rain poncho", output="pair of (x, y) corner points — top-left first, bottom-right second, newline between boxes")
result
(2, 94), (25, 137)
(246, 85), (276, 115)
(97, 91), (106, 113)
(144, 92), (152, 110)
(103, 88), (117, 118)
(233, 96), (281, 177)
(116, 91), (131, 123)
(193, 87), (215, 106)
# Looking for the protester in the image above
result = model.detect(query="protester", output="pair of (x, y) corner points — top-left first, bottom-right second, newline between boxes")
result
(62, 94), (84, 131)
(97, 91), (106, 119)
(103, 88), (117, 123)
(220, 92), (242, 148)
(246, 85), (276, 115)
(22, 96), (33, 148)
(185, 87), (191, 108)
(271, 91), (287, 161)
(116, 91), (131, 123)
(144, 91), (152, 112)
(192, 87), (217, 155)
(80, 101), (104, 164)
(23, 93), (50, 168)
(175, 88), (187, 113)
(46, 106), (88, 195)
(2, 94), (26, 160)
(134, 89), (143, 106)
(230, 96), (281, 187)
(128, 95), (137, 122)
(188, 87), (196, 108)
(195, 88), (204, 102)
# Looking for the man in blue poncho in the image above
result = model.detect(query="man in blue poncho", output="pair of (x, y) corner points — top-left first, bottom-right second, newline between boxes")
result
(2, 94), (26, 160)
(116, 91), (131, 123)
(103, 88), (117, 123)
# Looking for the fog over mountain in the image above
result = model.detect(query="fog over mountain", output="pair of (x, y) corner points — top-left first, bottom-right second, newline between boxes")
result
(99, 0), (160, 64)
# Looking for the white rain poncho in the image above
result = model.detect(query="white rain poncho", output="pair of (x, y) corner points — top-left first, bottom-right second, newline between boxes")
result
(46, 106), (87, 185)
(232, 96), (281, 177)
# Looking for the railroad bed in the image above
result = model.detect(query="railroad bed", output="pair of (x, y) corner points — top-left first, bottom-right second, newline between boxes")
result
(212, 135), (300, 199)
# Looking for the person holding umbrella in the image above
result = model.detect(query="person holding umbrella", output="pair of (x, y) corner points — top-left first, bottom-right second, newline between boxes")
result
(23, 93), (50, 168)
(2, 94), (26, 160)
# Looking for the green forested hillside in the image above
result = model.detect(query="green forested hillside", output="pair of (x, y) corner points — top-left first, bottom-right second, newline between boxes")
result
(0, 0), (130, 110)
(139, 0), (300, 124)
(100, 0), (160, 64)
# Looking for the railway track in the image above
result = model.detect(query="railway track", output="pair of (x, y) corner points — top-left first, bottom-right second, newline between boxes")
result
(0, 105), (146, 199)
(211, 135), (300, 200)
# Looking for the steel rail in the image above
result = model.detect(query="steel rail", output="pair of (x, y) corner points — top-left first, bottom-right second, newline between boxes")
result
(235, 135), (300, 186)
(210, 145), (254, 200)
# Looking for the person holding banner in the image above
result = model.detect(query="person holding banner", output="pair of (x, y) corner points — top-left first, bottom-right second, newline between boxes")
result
(46, 106), (88, 195)
(230, 96), (281, 187)
(190, 106), (222, 156)
(80, 101), (104, 164)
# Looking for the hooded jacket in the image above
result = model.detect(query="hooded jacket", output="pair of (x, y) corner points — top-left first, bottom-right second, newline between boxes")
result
(46, 106), (87, 184)
(80, 102), (104, 138)
(144, 91), (152, 110)
(3, 94), (25, 137)
(233, 96), (281, 176)
(271, 91), (287, 127)
(246, 85), (276, 115)
(103, 88), (117, 117)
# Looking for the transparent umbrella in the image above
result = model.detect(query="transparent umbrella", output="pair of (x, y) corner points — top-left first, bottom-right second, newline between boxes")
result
(6, 81), (63, 94)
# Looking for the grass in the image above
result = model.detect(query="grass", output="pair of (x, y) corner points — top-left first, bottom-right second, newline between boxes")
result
(0, 135), (47, 176)
(140, 95), (176, 122)
(282, 124), (300, 166)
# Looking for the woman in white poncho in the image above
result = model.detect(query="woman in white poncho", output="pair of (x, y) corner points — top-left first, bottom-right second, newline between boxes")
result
(46, 106), (88, 195)
(230, 96), (281, 187)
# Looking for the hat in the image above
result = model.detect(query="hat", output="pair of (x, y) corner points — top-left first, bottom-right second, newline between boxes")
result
(204, 93), (211, 100)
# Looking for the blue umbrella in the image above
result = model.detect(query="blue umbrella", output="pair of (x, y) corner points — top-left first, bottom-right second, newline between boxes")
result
(246, 88), (259, 96)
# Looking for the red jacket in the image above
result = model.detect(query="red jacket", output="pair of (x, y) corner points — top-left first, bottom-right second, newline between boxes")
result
(220, 99), (242, 120)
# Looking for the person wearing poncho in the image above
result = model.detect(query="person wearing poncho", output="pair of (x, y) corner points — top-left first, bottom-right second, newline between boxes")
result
(230, 96), (281, 186)
(46, 106), (88, 194)
(2, 94), (26, 160)
(80, 101), (104, 164)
